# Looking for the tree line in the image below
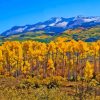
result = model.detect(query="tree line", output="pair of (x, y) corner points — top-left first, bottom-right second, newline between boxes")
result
(0, 39), (100, 81)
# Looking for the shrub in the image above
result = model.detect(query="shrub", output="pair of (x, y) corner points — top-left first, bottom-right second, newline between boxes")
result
(42, 76), (66, 88)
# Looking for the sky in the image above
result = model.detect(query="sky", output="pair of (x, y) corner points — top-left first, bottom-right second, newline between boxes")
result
(0, 0), (100, 33)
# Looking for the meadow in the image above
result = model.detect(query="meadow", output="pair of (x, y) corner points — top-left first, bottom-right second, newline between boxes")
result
(0, 38), (100, 100)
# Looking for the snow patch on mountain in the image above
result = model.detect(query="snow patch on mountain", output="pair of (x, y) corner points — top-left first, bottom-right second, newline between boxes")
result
(1, 16), (100, 36)
(56, 22), (68, 27)
(55, 17), (62, 23)
(49, 23), (56, 26)
(16, 28), (25, 32)
(37, 25), (46, 29)
(83, 18), (98, 22)
(29, 25), (46, 31)
(12, 26), (28, 33)
(49, 17), (62, 26)
(29, 27), (36, 31)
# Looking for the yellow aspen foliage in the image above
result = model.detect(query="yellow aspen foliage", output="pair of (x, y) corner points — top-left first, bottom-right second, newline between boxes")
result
(0, 65), (3, 74)
(0, 47), (3, 61)
(47, 59), (55, 71)
(90, 42), (99, 56)
(18, 45), (23, 60)
(38, 56), (43, 61)
(48, 41), (56, 53)
(55, 37), (67, 42)
(77, 75), (81, 81)
(0, 40), (99, 80)
(97, 40), (100, 49)
(84, 61), (94, 81)
(21, 61), (30, 74)
(78, 40), (89, 53)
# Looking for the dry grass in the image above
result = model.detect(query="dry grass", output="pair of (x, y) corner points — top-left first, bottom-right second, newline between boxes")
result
(0, 76), (99, 100)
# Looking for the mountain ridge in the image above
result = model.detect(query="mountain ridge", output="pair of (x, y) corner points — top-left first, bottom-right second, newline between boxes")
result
(1, 16), (100, 37)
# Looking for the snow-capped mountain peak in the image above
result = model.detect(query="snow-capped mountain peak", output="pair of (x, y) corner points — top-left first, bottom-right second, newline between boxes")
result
(1, 16), (100, 36)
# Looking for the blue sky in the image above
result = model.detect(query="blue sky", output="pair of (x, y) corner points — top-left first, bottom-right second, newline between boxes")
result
(0, 0), (100, 33)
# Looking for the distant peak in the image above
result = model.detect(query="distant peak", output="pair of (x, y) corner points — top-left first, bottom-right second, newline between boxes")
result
(49, 17), (63, 20)
(77, 15), (84, 17)
(1, 15), (100, 36)
(75, 15), (85, 19)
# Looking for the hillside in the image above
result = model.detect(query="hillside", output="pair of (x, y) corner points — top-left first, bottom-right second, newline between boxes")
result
(0, 27), (100, 44)
(0, 16), (100, 44)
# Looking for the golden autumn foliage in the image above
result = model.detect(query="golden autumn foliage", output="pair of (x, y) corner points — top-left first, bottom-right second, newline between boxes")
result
(0, 40), (99, 82)
(47, 59), (55, 70)
(64, 29), (82, 34)
(84, 61), (94, 81)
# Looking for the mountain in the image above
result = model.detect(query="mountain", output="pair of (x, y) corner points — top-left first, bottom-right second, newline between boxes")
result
(1, 16), (100, 36)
